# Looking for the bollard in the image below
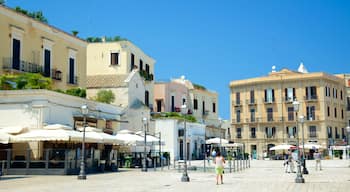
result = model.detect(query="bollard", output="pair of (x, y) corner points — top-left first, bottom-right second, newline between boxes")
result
(204, 156), (206, 172)
(173, 159), (176, 169)
(233, 159), (235, 172)
(243, 158), (245, 169)
(229, 159), (232, 173)
(248, 158), (250, 168)
(154, 158), (156, 171)
(168, 157), (170, 170)
(240, 159), (242, 171)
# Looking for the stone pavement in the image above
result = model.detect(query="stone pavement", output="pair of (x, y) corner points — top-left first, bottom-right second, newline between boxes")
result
(0, 160), (349, 192)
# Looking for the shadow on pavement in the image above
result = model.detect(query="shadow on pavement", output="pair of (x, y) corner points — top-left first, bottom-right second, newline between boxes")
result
(0, 176), (29, 181)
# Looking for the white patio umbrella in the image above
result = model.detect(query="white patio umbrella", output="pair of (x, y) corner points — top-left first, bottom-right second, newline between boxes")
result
(205, 137), (229, 145)
(269, 144), (295, 151)
(115, 130), (144, 144)
(301, 143), (325, 149)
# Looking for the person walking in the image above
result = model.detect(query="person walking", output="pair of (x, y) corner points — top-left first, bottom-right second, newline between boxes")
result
(214, 151), (225, 185)
(314, 150), (322, 171)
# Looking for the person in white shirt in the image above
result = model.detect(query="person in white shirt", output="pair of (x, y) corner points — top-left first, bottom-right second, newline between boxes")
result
(214, 151), (226, 185)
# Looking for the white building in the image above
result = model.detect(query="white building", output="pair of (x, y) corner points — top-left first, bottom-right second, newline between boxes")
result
(155, 119), (205, 162)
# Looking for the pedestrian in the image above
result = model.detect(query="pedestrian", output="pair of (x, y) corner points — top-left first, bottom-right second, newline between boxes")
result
(214, 151), (225, 185)
(284, 153), (289, 173)
(314, 150), (322, 171)
(287, 151), (295, 173)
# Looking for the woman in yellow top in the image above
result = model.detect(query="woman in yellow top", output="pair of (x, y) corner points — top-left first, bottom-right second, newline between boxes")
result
(214, 151), (226, 185)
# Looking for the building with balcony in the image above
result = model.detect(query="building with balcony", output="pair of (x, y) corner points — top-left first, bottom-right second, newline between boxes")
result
(86, 41), (155, 133)
(154, 76), (225, 139)
(0, 5), (87, 90)
(229, 64), (347, 159)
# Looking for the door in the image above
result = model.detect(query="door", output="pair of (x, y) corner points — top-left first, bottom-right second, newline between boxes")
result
(44, 49), (51, 77)
(12, 39), (20, 70)
(69, 58), (75, 84)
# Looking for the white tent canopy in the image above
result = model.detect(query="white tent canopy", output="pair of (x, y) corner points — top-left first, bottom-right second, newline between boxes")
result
(269, 144), (295, 151)
(205, 137), (229, 145)
(11, 129), (83, 142)
(301, 143), (326, 149)
(0, 131), (13, 144)
(115, 131), (144, 144)
(222, 143), (244, 147)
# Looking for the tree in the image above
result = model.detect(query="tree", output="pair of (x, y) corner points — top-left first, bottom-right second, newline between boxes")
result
(95, 90), (115, 104)
(14, 6), (48, 23)
(0, 73), (52, 90)
(0, 0), (5, 5)
(71, 30), (79, 37)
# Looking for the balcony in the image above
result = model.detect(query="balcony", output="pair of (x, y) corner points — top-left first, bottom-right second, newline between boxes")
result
(308, 133), (317, 138)
(51, 69), (62, 81)
(250, 134), (256, 138)
(245, 117), (256, 123)
(233, 100), (242, 107)
(3, 57), (42, 73)
(231, 118), (242, 124)
(236, 135), (242, 139)
(266, 135), (276, 139)
(284, 96), (296, 103)
(139, 70), (154, 81)
(263, 98), (275, 104)
(304, 95), (318, 102)
(66, 75), (78, 85)
(246, 99), (256, 105)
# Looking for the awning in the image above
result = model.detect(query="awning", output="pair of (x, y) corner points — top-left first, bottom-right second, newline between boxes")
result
(0, 126), (27, 134)
(205, 137), (229, 145)
(222, 143), (244, 148)
(11, 129), (83, 142)
(0, 131), (13, 144)
(115, 130), (144, 145)
(301, 143), (326, 149)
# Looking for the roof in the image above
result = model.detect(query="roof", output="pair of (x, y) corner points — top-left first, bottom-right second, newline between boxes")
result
(86, 75), (129, 88)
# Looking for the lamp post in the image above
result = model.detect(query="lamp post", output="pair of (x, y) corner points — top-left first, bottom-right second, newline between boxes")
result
(181, 104), (190, 182)
(299, 115), (309, 174)
(219, 118), (223, 153)
(142, 117), (148, 172)
(78, 104), (88, 180)
(346, 126), (350, 167)
(293, 100), (305, 183)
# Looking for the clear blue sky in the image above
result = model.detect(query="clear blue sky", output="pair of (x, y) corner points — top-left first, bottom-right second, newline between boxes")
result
(5, 0), (350, 119)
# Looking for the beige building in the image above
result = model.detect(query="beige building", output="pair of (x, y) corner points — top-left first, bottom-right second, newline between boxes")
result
(86, 41), (155, 132)
(0, 5), (87, 90)
(229, 65), (347, 159)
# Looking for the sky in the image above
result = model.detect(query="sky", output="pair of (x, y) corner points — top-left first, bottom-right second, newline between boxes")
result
(5, 0), (350, 119)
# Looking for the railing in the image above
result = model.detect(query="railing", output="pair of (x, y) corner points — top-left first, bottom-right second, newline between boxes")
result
(2, 57), (42, 73)
(304, 95), (318, 101)
(250, 134), (256, 138)
(67, 75), (78, 85)
(284, 96), (295, 103)
(246, 99), (256, 105)
(233, 100), (242, 106)
(245, 118), (256, 123)
(236, 135), (242, 139)
(231, 118), (241, 124)
(263, 98), (275, 104)
(308, 133), (317, 138)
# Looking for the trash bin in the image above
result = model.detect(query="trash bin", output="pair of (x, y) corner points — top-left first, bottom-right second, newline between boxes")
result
(124, 156), (132, 168)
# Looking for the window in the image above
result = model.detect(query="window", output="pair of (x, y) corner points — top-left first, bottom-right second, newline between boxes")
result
(250, 127), (256, 138)
(335, 127), (339, 139)
(341, 109), (344, 119)
(156, 100), (162, 112)
(202, 101), (206, 115)
(139, 59), (143, 70)
(236, 109), (241, 123)
(236, 92), (240, 105)
(267, 108), (273, 121)
(342, 128), (346, 139)
(265, 88), (275, 102)
(145, 91), (149, 107)
(334, 107), (337, 118)
(250, 90), (255, 103)
(265, 127), (276, 138)
(212, 102), (216, 113)
(327, 106), (330, 117)
(146, 64), (150, 75)
(236, 128), (242, 138)
(309, 126), (317, 138)
(305, 86), (317, 99)
(306, 106), (315, 120)
(171, 96), (175, 112)
(130, 53), (135, 71)
(285, 88), (295, 101)
(68, 58), (76, 84)
(43, 49), (51, 77)
(288, 107), (294, 121)
(340, 90), (343, 100)
(286, 126), (296, 138)
(194, 99), (198, 110)
(327, 127), (332, 138)
(250, 108), (255, 122)
(111, 53), (119, 65)
(347, 97), (350, 111)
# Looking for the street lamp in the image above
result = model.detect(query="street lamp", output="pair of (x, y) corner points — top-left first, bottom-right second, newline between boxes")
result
(78, 104), (88, 180)
(299, 115), (309, 174)
(142, 117), (148, 172)
(293, 100), (305, 183)
(219, 118), (223, 153)
(180, 104), (190, 182)
(346, 126), (350, 167)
